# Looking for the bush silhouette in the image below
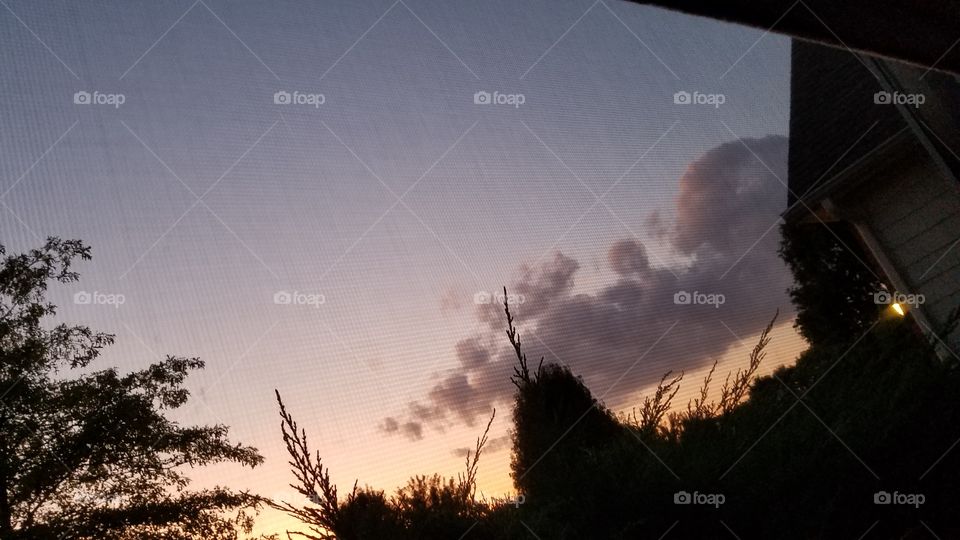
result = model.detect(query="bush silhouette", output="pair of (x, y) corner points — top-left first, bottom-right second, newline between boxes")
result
(271, 391), (517, 539)
(275, 227), (960, 539)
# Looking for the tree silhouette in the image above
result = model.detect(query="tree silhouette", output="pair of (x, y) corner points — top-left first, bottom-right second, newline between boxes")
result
(779, 221), (881, 346)
(0, 238), (267, 539)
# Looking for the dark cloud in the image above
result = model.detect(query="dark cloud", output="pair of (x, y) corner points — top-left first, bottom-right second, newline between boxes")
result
(380, 415), (428, 441)
(456, 337), (491, 370)
(381, 417), (399, 433)
(381, 135), (792, 441)
(400, 422), (423, 441)
(645, 210), (669, 241)
(477, 252), (579, 328)
(439, 287), (465, 313)
(426, 373), (491, 427)
(608, 239), (651, 278)
(673, 136), (788, 257)
(451, 434), (513, 458)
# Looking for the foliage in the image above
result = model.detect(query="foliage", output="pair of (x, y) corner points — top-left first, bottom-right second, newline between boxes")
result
(0, 238), (267, 539)
(274, 224), (960, 538)
(779, 221), (882, 346)
(271, 392), (508, 539)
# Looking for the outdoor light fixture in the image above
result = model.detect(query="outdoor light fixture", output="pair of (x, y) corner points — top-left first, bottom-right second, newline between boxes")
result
(891, 303), (905, 316)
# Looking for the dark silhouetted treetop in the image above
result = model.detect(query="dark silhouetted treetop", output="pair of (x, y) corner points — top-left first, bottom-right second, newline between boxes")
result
(0, 238), (268, 539)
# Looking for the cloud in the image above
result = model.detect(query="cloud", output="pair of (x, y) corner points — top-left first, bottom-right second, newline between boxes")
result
(608, 238), (651, 278)
(476, 252), (579, 327)
(645, 211), (669, 241)
(451, 434), (513, 458)
(439, 286), (465, 312)
(379, 416), (426, 441)
(456, 337), (491, 370)
(381, 417), (399, 433)
(401, 422), (424, 441)
(673, 135), (788, 258)
(381, 135), (792, 440)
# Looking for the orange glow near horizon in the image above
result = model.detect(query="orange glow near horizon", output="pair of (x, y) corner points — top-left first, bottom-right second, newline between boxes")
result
(226, 319), (805, 538)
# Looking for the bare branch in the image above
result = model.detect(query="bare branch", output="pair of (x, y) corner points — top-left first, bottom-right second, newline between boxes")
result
(718, 310), (778, 414)
(504, 287), (541, 388)
(270, 390), (344, 540)
(634, 371), (684, 437)
(458, 409), (495, 502)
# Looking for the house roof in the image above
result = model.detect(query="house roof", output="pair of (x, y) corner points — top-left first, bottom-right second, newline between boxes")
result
(783, 41), (960, 217)
(785, 42), (909, 208)
(630, 0), (960, 75)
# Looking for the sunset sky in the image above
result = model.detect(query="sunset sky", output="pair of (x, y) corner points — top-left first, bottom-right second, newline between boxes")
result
(0, 0), (802, 534)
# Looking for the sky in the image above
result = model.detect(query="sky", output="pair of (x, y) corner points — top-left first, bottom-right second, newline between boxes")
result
(0, 0), (798, 534)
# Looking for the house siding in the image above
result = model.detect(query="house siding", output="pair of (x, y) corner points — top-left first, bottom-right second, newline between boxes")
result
(846, 155), (960, 340)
